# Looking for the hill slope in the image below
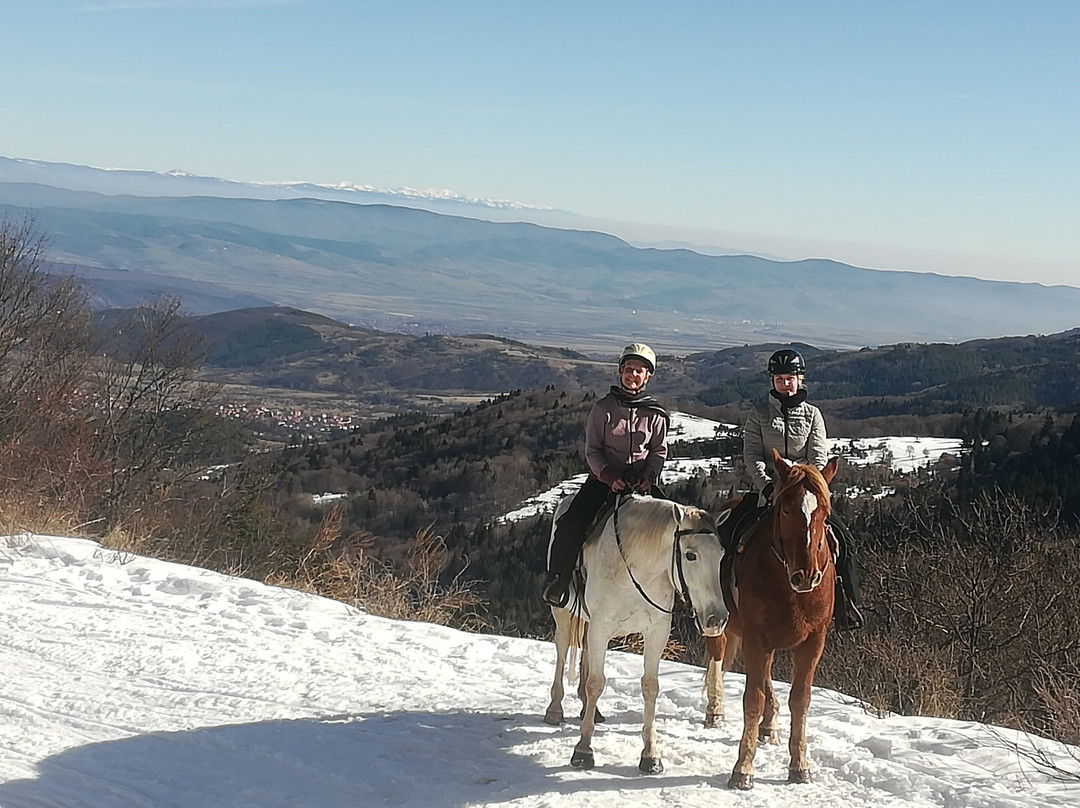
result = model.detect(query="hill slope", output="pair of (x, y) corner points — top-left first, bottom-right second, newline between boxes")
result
(173, 307), (1080, 418)
(3, 532), (1075, 807)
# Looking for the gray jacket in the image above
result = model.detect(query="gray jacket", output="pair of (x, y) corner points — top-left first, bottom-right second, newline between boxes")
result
(743, 393), (828, 492)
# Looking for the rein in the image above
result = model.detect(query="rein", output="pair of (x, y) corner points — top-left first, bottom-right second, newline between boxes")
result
(611, 496), (712, 617)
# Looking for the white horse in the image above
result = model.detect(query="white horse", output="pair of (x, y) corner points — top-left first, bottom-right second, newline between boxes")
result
(543, 493), (729, 774)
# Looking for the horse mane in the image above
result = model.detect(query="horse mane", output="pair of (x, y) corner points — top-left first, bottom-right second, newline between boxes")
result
(613, 496), (681, 567)
(777, 462), (832, 508)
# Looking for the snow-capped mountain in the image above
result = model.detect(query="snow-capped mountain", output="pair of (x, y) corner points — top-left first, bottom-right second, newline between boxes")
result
(0, 155), (556, 215)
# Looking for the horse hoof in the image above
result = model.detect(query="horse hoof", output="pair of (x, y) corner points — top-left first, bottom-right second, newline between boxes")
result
(728, 773), (754, 790)
(570, 749), (594, 769)
(578, 706), (605, 724)
(542, 711), (563, 726)
(704, 712), (722, 729)
(639, 756), (664, 774)
(789, 768), (812, 784)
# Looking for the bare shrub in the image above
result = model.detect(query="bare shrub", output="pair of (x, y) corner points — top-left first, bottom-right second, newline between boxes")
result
(822, 633), (961, 719)
(276, 507), (486, 630)
(87, 296), (220, 525)
(822, 484), (1080, 748)
(1035, 668), (1080, 747)
(612, 632), (686, 662)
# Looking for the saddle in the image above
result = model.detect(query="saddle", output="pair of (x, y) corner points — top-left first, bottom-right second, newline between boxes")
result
(718, 500), (770, 608)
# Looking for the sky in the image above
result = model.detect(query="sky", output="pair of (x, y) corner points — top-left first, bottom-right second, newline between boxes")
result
(2, 530), (1078, 807)
(1, 1), (1079, 287)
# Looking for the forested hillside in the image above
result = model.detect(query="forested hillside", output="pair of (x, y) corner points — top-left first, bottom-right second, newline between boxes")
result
(177, 307), (1080, 424)
(272, 388), (592, 542)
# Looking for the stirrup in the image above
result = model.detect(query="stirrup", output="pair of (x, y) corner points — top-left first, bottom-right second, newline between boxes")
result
(543, 576), (570, 608)
(841, 602), (865, 631)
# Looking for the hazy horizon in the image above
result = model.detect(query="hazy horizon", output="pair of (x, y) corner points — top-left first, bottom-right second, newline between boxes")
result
(2, 2), (1077, 287)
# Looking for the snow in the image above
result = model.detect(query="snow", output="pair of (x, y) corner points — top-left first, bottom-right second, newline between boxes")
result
(830, 436), (965, 474)
(667, 412), (740, 442)
(0, 532), (1076, 807)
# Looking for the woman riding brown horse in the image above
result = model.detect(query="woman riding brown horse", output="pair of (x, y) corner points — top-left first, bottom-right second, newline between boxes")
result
(707, 448), (840, 790)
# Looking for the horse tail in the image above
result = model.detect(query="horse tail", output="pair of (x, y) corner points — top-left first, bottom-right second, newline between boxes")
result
(566, 613), (586, 685)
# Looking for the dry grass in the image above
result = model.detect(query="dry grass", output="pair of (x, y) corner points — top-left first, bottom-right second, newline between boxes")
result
(268, 505), (487, 630)
(612, 632), (687, 662)
(0, 495), (91, 541)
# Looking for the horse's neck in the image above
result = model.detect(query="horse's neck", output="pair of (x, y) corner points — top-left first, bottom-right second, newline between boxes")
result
(610, 500), (674, 567)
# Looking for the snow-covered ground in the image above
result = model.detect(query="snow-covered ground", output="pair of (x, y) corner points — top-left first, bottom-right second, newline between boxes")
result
(832, 436), (964, 474)
(0, 533), (1075, 807)
(497, 414), (964, 523)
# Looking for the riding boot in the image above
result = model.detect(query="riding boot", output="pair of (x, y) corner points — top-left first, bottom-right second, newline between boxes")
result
(544, 477), (609, 608)
(833, 575), (864, 631)
(829, 513), (864, 631)
(543, 570), (571, 608)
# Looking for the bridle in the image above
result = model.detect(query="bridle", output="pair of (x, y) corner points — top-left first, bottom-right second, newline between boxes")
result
(768, 481), (832, 578)
(611, 495), (716, 622)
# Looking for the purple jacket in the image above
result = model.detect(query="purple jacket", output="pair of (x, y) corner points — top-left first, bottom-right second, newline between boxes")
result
(585, 392), (668, 486)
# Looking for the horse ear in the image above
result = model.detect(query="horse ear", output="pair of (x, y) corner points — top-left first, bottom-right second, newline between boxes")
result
(821, 455), (841, 484)
(771, 447), (792, 479)
(671, 502), (686, 524)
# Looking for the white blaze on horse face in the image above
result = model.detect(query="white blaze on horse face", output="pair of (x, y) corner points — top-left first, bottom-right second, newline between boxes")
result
(800, 491), (816, 548)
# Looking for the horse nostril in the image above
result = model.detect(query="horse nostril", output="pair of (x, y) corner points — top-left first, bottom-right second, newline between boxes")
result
(790, 571), (805, 589)
(703, 613), (728, 636)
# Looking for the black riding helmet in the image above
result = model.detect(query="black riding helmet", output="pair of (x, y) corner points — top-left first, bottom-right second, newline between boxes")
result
(767, 348), (806, 376)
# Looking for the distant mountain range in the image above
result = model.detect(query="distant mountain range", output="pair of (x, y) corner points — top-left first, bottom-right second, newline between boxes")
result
(3, 156), (1078, 353)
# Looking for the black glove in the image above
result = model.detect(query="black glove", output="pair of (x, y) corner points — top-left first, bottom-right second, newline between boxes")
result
(761, 482), (774, 502)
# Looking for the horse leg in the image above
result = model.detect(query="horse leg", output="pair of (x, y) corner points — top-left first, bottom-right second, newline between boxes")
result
(728, 643), (769, 790)
(759, 654), (780, 744)
(638, 621), (669, 773)
(571, 625), (606, 769)
(578, 639), (604, 725)
(703, 632), (727, 727)
(544, 607), (570, 725)
(787, 631), (827, 783)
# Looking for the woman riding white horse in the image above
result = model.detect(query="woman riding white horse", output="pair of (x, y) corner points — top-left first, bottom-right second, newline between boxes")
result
(543, 342), (668, 608)
(544, 492), (729, 774)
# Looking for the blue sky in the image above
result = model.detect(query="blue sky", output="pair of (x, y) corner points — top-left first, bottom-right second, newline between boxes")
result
(3, 0), (1078, 286)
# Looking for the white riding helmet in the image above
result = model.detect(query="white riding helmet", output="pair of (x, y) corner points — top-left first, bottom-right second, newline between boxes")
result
(619, 343), (656, 373)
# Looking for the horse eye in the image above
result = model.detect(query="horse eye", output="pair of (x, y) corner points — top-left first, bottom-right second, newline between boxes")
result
(684, 551), (698, 562)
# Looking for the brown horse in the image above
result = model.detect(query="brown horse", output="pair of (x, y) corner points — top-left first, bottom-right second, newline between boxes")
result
(704, 448), (839, 790)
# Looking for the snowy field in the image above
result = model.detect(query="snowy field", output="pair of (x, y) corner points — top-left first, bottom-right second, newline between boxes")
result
(0, 533), (1076, 808)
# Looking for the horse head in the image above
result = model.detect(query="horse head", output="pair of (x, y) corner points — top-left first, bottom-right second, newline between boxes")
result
(672, 504), (730, 637)
(770, 448), (840, 593)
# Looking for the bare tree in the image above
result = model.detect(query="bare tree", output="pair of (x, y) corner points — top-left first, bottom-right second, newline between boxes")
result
(0, 216), (96, 510)
(88, 295), (219, 522)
